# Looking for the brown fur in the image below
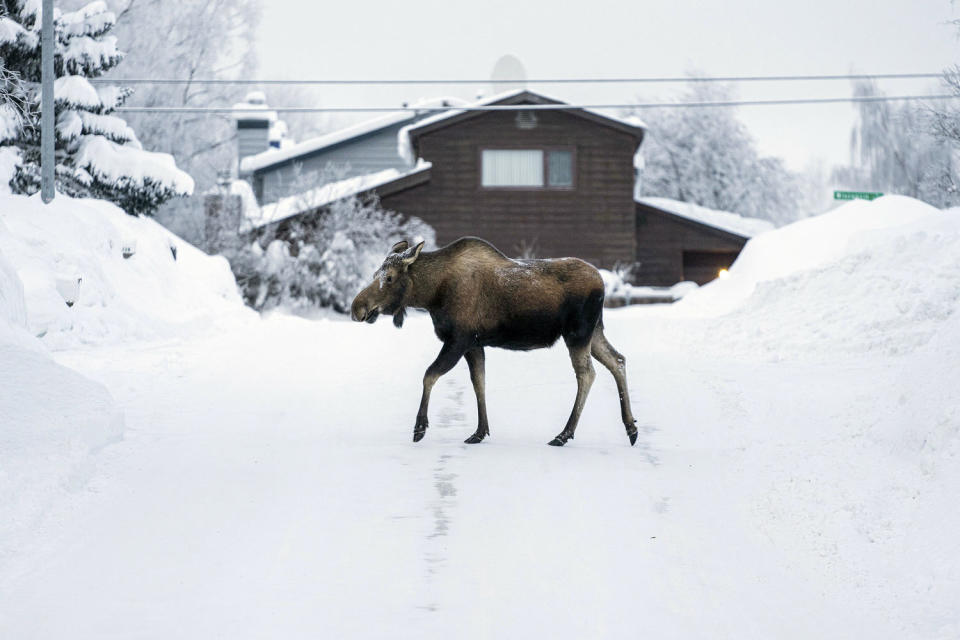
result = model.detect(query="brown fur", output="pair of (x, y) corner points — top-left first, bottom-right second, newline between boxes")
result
(351, 237), (638, 446)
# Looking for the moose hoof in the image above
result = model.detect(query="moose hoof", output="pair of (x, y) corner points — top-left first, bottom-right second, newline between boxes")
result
(464, 433), (485, 444)
(548, 436), (568, 447)
(627, 428), (638, 446)
(413, 427), (427, 443)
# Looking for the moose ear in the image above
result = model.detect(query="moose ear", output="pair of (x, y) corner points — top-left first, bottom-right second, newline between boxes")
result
(401, 241), (425, 267)
(390, 240), (409, 254)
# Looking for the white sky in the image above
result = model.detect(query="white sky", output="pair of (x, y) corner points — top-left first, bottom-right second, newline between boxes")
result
(256, 0), (960, 172)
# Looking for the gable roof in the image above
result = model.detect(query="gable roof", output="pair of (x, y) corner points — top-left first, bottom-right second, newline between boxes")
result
(240, 97), (466, 175)
(636, 197), (775, 241)
(398, 89), (646, 163)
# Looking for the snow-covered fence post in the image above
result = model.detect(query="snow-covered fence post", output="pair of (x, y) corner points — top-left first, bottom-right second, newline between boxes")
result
(40, 0), (53, 203)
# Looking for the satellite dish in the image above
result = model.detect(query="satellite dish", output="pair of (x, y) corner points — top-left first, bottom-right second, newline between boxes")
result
(490, 55), (527, 95)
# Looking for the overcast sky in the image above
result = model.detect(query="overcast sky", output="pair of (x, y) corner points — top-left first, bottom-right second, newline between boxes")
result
(256, 0), (960, 172)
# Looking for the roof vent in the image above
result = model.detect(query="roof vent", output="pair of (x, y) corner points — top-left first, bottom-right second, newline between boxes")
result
(515, 110), (538, 130)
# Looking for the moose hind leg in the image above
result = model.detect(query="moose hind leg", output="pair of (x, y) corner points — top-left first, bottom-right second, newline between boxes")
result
(591, 327), (638, 446)
(549, 344), (596, 446)
(463, 348), (490, 444)
(414, 341), (465, 442)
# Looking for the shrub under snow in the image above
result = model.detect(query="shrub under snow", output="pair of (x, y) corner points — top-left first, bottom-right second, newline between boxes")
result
(228, 192), (435, 314)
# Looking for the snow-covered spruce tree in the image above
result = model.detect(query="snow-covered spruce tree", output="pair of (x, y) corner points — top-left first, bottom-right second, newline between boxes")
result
(0, 0), (193, 215)
(0, 65), (30, 147)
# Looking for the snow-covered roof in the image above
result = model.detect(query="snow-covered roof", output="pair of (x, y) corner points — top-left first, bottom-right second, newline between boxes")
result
(247, 161), (432, 230)
(398, 89), (647, 165)
(637, 197), (775, 238)
(240, 97), (466, 174)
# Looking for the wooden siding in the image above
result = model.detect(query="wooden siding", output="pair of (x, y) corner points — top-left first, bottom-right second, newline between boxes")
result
(380, 109), (639, 269)
(634, 202), (748, 286)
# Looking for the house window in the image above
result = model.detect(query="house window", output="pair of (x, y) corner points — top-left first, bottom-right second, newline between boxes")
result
(482, 150), (544, 187)
(547, 150), (573, 187)
(481, 148), (575, 189)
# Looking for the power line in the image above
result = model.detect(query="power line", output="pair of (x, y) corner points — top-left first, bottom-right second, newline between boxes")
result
(92, 72), (944, 86)
(117, 94), (960, 114)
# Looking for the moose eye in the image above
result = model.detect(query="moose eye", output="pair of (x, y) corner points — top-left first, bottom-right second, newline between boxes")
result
(386, 275), (393, 284)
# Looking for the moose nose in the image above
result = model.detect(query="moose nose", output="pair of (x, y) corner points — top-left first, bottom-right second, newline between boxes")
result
(351, 292), (370, 322)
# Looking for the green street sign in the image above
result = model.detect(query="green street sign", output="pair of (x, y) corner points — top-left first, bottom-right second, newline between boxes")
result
(834, 190), (883, 201)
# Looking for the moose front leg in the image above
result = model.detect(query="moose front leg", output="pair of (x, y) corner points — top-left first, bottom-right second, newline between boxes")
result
(413, 341), (466, 442)
(463, 348), (490, 444)
(549, 344), (596, 446)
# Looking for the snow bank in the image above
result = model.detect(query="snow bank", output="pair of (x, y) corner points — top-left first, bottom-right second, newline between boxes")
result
(0, 244), (123, 561)
(0, 191), (249, 349)
(638, 196), (775, 238)
(666, 195), (960, 359)
(0, 222), (29, 347)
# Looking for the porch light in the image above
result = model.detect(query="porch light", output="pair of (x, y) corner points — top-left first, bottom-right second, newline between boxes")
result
(717, 268), (730, 279)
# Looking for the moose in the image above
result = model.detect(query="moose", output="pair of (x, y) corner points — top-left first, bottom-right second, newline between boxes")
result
(350, 237), (638, 447)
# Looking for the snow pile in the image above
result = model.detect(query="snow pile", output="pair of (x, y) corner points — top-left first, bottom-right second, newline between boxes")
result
(0, 225), (28, 346)
(671, 195), (960, 359)
(0, 243), (123, 561)
(638, 196), (775, 238)
(249, 160), (432, 229)
(0, 191), (249, 349)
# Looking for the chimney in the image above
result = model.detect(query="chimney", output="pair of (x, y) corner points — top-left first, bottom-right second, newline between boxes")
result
(233, 91), (276, 174)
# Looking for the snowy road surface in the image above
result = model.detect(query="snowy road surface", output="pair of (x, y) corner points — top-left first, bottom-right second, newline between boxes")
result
(3, 308), (956, 639)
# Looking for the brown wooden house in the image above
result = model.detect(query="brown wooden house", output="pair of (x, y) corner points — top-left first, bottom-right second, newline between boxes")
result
(239, 90), (771, 285)
(378, 90), (645, 269)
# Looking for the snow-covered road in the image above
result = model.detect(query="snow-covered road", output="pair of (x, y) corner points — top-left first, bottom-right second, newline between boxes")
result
(4, 307), (954, 639)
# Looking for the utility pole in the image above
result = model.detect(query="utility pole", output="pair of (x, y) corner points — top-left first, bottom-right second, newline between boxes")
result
(41, 0), (54, 203)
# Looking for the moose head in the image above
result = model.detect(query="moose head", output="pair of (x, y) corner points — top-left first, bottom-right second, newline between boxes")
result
(350, 240), (425, 328)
